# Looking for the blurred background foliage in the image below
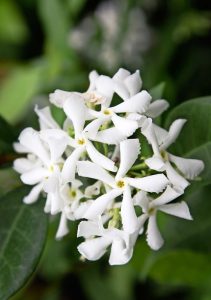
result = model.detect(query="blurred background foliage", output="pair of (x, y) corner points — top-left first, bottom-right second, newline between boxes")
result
(0, 0), (211, 299)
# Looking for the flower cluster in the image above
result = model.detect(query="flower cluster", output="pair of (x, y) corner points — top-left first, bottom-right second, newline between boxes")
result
(14, 68), (204, 265)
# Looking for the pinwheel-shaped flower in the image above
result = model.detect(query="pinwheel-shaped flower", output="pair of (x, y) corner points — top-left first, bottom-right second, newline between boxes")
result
(134, 185), (192, 250)
(141, 118), (204, 190)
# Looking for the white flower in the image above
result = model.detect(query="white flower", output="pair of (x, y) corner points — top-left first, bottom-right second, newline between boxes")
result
(134, 185), (192, 250)
(141, 118), (204, 190)
(77, 217), (140, 265)
(35, 105), (60, 130)
(77, 139), (169, 224)
(61, 94), (118, 183)
(14, 127), (69, 214)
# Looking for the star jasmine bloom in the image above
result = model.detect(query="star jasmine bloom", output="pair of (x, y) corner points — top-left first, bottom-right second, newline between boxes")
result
(77, 139), (169, 221)
(133, 185), (192, 250)
(77, 217), (141, 265)
(141, 118), (204, 190)
(61, 94), (118, 183)
(14, 127), (69, 214)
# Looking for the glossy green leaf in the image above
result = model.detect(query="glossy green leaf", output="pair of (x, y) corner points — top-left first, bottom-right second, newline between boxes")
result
(149, 250), (211, 287)
(0, 66), (42, 123)
(0, 187), (48, 300)
(149, 82), (166, 100)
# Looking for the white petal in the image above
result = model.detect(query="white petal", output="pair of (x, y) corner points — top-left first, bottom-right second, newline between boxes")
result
(23, 183), (43, 204)
(95, 75), (114, 107)
(62, 147), (84, 183)
(34, 105), (59, 129)
(116, 139), (140, 179)
(165, 161), (189, 190)
(145, 156), (165, 171)
(77, 220), (101, 238)
(146, 100), (169, 118)
(13, 157), (39, 174)
(85, 181), (101, 198)
(153, 124), (168, 147)
(113, 68), (130, 81)
(84, 189), (122, 219)
(121, 186), (139, 233)
(87, 70), (99, 91)
(19, 128), (49, 164)
(63, 94), (86, 137)
(111, 114), (138, 136)
(160, 119), (187, 150)
(21, 167), (48, 185)
(78, 237), (111, 261)
(112, 91), (151, 114)
(74, 200), (94, 219)
(40, 129), (69, 162)
(43, 172), (59, 193)
(127, 174), (169, 193)
(141, 118), (160, 156)
(93, 127), (126, 145)
(159, 201), (193, 220)
(168, 154), (204, 180)
(56, 212), (69, 239)
(109, 237), (132, 265)
(45, 190), (63, 215)
(147, 215), (164, 250)
(49, 89), (72, 108)
(133, 191), (148, 210)
(83, 118), (105, 139)
(152, 185), (184, 207)
(124, 70), (142, 96)
(77, 161), (115, 186)
(86, 141), (117, 172)
(13, 142), (28, 153)
(113, 82), (130, 100)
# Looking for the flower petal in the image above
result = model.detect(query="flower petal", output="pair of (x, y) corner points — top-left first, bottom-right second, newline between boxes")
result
(112, 91), (151, 114)
(160, 119), (186, 150)
(159, 201), (193, 220)
(62, 147), (84, 183)
(109, 237), (132, 265)
(116, 139), (140, 179)
(168, 153), (204, 180)
(124, 70), (142, 96)
(93, 127), (126, 145)
(21, 167), (48, 185)
(165, 161), (189, 190)
(40, 129), (69, 162)
(133, 191), (148, 210)
(77, 161), (115, 186)
(113, 68), (130, 81)
(78, 237), (111, 261)
(85, 181), (102, 198)
(49, 89), (73, 108)
(19, 128), (49, 164)
(111, 114), (138, 136)
(152, 185), (184, 207)
(13, 157), (40, 174)
(147, 215), (164, 250)
(121, 186), (139, 233)
(127, 174), (169, 193)
(56, 212), (69, 239)
(77, 220), (101, 238)
(86, 140), (117, 172)
(95, 75), (114, 107)
(145, 155), (165, 171)
(34, 105), (59, 129)
(87, 70), (99, 91)
(23, 183), (43, 204)
(84, 118), (105, 139)
(84, 189), (122, 219)
(141, 118), (160, 156)
(146, 100), (169, 118)
(63, 94), (86, 137)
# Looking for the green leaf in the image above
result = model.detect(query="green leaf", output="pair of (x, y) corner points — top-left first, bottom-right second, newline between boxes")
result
(0, 168), (21, 197)
(149, 82), (166, 100)
(165, 96), (211, 186)
(0, 66), (42, 123)
(0, 187), (48, 300)
(149, 250), (211, 287)
(0, 116), (17, 144)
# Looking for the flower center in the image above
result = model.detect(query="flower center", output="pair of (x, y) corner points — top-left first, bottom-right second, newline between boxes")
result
(103, 109), (112, 115)
(116, 180), (125, 188)
(77, 138), (86, 145)
(148, 207), (156, 215)
(48, 165), (54, 173)
(161, 150), (168, 161)
(69, 189), (77, 198)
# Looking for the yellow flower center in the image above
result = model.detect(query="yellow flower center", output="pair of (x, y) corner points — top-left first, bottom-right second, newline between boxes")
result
(49, 165), (54, 173)
(77, 138), (85, 145)
(69, 189), (77, 198)
(103, 109), (112, 115)
(116, 180), (125, 188)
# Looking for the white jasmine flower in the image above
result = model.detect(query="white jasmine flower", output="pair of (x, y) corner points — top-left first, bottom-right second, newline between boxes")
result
(77, 139), (169, 222)
(77, 217), (140, 265)
(134, 185), (192, 250)
(14, 127), (69, 214)
(34, 105), (60, 129)
(141, 118), (204, 189)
